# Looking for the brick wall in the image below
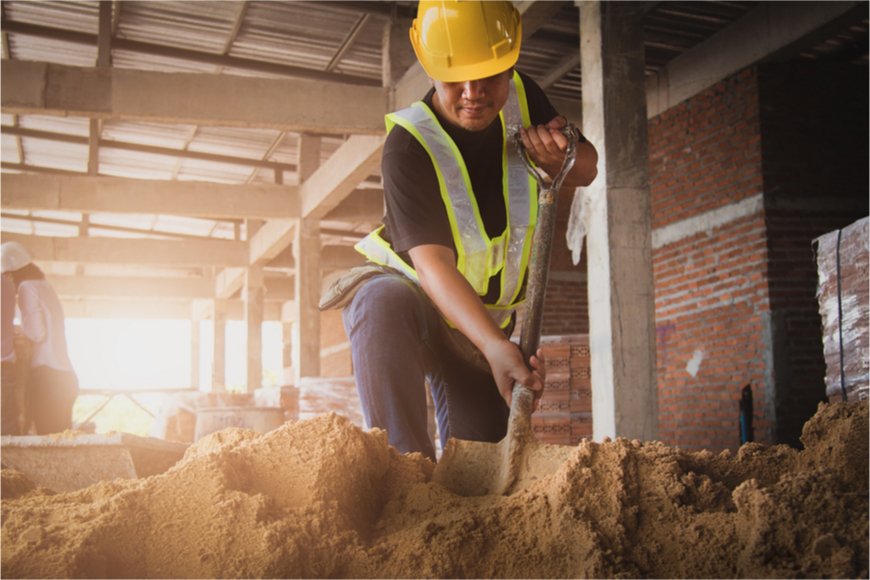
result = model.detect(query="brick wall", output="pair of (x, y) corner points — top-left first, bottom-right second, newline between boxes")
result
(653, 213), (773, 450)
(649, 62), (868, 451)
(542, 189), (589, 336)
(650, 68), (763, 229)
(649, 68), (773, 451)
(531, 335), (592, 445)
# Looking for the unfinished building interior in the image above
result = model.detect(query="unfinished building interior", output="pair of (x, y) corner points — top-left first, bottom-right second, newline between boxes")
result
(1, 1), (868, 578)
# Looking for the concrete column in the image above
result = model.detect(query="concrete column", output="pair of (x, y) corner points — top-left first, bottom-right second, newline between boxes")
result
(245, 266), (264, 393)
(382, 14), (416, 109)
(212, 299), (227, 393)
(579, 0), (658, 441)
(282, 321), (293, 386)
(293, 134), (323, 382)
(190, 315), (200, 390)
(292, 220), (321, 381)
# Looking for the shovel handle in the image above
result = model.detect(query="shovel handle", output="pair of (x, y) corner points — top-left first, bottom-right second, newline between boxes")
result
(513, 124), (580, 364)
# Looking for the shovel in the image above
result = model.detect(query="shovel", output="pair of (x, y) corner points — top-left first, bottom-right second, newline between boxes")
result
(432, 124), (583, 496)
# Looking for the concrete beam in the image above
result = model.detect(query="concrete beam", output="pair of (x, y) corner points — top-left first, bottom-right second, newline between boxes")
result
(48, 275), (214, 299)
(62, 298), (282, 321)
(38, 262), (208, 279)
(645, 1), (863, 117)
(47, 274), (293, 301)
(1, 61), (388, 135)
(3, 233), (247, 268)
(2, 173), (300, 220)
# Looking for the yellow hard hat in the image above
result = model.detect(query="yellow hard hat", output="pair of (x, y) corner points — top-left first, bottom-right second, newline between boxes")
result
(410, 0), (522, 83)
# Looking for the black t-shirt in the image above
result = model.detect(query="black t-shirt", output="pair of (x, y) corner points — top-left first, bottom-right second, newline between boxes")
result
(380, 70), (558, 301)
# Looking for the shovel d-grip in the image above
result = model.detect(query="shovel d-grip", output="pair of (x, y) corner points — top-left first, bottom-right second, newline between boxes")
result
(499, 124), (580, 493)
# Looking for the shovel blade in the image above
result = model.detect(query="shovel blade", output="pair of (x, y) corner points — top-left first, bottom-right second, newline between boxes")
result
(432, 436), (576, 496)
(432, 387), (575, 496)
(432, 437), (508, 496)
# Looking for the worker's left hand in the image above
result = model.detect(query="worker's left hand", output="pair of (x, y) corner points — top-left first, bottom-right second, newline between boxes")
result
(529, 348), (547, 412)
(484, 340), (547, 411)
(518, 116), (571, 182)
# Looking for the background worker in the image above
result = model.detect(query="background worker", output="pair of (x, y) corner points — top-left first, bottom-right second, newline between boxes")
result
(2, 269), (20, 434)
(1, 241), (79, 435)
(342, 0), (598, 461)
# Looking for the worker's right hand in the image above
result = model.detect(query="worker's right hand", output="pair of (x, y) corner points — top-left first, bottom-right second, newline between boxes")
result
(483, 338), (545, 409)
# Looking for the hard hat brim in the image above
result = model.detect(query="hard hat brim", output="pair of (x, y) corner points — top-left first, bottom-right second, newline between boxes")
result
(413, 42), (520, 83)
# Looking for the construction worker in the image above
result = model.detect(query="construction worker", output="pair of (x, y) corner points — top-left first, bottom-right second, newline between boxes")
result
(2, 268), (19, 434)
(333, 0), (598, 461)
(1, 242), (79, 434)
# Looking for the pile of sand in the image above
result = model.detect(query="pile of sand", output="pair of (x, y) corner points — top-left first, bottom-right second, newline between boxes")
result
(2, 399), (867, 578)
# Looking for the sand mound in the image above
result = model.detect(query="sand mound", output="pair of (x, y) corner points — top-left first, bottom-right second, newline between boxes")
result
(2, 400), (867, 578)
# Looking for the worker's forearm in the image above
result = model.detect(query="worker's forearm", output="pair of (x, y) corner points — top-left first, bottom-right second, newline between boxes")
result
(564, 141), (599, 188)
(409, 244), (544, 404)
(410, 246), (509, 356)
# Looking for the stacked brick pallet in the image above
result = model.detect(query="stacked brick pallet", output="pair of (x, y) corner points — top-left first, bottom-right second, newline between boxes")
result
(814, 217), (869, 402)
(532, 335), (592, 445)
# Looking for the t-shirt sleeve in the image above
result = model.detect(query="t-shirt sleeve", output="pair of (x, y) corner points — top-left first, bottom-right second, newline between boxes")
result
(381, 129), (454, 255)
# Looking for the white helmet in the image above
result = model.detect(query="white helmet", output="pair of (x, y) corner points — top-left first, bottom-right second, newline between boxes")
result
(1, 241), (33, 274)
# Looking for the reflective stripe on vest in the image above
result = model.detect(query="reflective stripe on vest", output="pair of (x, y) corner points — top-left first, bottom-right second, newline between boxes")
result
(356, 71), (537, 328)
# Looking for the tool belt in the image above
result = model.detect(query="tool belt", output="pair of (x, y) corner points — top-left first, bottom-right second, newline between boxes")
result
(318, 264), (393, 311)
(319, 264), (508, 376)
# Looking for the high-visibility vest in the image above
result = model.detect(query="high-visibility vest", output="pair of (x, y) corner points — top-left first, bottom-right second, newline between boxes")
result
(355, 71), (538, 329)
